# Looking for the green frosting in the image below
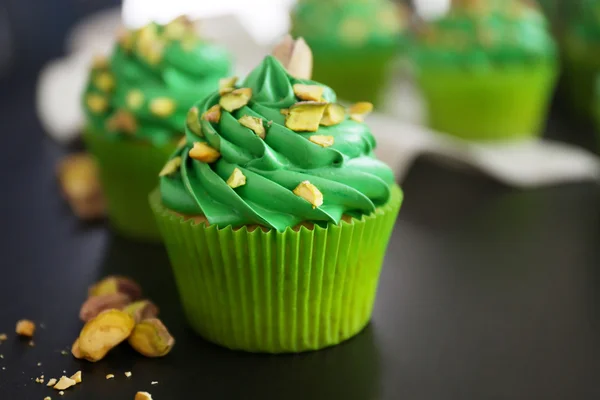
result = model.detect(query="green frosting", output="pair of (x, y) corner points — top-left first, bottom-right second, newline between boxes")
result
(159, 56), (397, 231)
(567, 0), (600, 42)
(290, 0), (406, 54)
(83, 18), (231, 146)
(412, 0), (557, 68)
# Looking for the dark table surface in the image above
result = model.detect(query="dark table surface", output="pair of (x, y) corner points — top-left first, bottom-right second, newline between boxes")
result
(1, 76), (600, 400)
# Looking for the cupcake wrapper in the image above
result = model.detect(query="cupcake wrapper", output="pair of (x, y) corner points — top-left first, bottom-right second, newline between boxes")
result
(417, 64), (558, 141)
(150, 185), (402, 353)
(84, 129), (177, 241)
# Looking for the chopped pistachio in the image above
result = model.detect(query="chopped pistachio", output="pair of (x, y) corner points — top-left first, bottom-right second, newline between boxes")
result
(145, 40), (166, 65)
(164, 17), (189, 40)
(238, 115), (265, 139)
(177, 136), (187, 148)
(309, 135), (334, 148)
(53, 376), (76, 390)
(293, 181), (323, 208)
(117, 28), (134, 52)
(93, 72), (115, 92)
(136, 392), (153, 400)
(0, 333), (7, 341)
(106, 110), (137, 134)
(127, 90), (145, 110)
(219, 88), (252, 112)
(125, 371), (132, 378)
(136, 24), (158, 55)
(320, 103), (346, 126)
(280, 109), (289, 116)
(348, 102), (373, 123)
(159, 157), (182, 177)
(70, 371), (82, 384)
(186, 107), (202, 135)
(219, 76), (238, 95)
(106, 374), (115, 380)
(16, 320), (35, 337)
(189, 142), (221, 163)
(47, 378), (57, 387)
(86, 94), (108, 114)
(293, 84), (323, 102)
(91, 55), (108, 70)
(202, 105), (221, 123)
(285, 101), (327, 132)
(149, 98), (176, 118)
(226, 168), (246, 189)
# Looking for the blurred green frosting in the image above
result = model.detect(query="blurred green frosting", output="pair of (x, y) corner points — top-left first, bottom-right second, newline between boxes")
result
(412, 0), (557, 68)
(82, 17), (231, 146)
(159, 56), (397, 231)
(567, 0), (600, 42)
(290, 0), (407, 53)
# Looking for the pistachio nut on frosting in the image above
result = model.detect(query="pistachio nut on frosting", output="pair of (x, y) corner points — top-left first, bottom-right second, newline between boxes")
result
(82, 16), (232, 146)
(159, 44), (396, 231)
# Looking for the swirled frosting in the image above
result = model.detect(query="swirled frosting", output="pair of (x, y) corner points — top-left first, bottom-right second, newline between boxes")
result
(412, 0), (557, 68)
(82, 17), (231, 146)
(159, 55), (397, 231)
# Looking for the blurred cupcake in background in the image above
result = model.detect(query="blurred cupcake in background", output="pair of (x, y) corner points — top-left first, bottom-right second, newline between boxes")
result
(411, 0), (558, 141)
(562, 0), (600, 121)
(290, 0), (408, 108)
(82, 16), (232, 241)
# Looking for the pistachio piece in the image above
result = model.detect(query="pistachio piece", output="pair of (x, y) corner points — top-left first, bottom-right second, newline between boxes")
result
(123, 300), (160, 323)
(149, 98), (176, 118)
(15, 320), (35, 337)
(117, 28), (134, 52)
(348, 102), (373, 123)
(202, 105), (221, 123)
(106, 110), (137, 135)
(189, 142), (221, 163)
(135, 392), (153, 400)
(78, 309), (135, 362)
(219, 76), (238, 95)
(53, 376), (76, 391)
(285, 101), (327, 132)
(293, 84), (323, 102)
(177, 136), (187, 148)
(136, 24), (158, 56)
(57, 153), (105, 221)
(88, 276), (142, 300)
(186, 107), (202, 135)
(238, 115), (265, 139)
(219, 88), (252, 112)
(226, 168), (246, 189)
(93, 72), (115, 92)
(309, 135), (334, 148)
(128, 318), (175, 358)
(80, 293), (131, 322)
(280, 109), (289, 116)
(164, 16), (191, 40)
(127, 90), (145, 110)
(46, 378), (58, 387)
(145, 41), (166, 65)
(293, 181), (323, 208)
(91, 55), (109, 70)
(320, 103), (346, 126)
(70, 371), (82, 384)
(271, 35), (313, 80)
(106, 374), (115, 380)
(158, 157), (182, 177)
(86, 94), (108, 114)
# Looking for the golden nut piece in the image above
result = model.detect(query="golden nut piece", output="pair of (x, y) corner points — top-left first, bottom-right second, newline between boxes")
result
(285, 101), (327, 132)
(135, 392), (153, 400)
(94, 72), (115, 92)
(79, 293), (132, 322)
(202, 104), (222, 123)
(219, 76), (238, 95)
(106, 374), (115, 380)
(320, 103), (346, 126)
(46, 378), (58, 387)
(309, 135), (334, 148)
(272, 35), (313, 80)
(123, 300), (160, 323)
(106, 110), (138, 135)
(71, 338), (83, 359)
(280, 109), (289, 116)
(219, 88), (252, 112)
(91, 55), (109, 70)
(189, 142), (221, 163)
(57, 153), (105, 221)
(293, 181), (323, 208)
(186, 107), (202, 136)
(128, 318), (175, 358)
(86, 93), (108, 114)
(226, 168), (246, 189)
(164, 16), (191, 40)
(348, 102), (373, 123)
(0, 333), (7, 341)
(159, 157), (182, 177)
(117, 28), (134, 52)
(53, 376), (76, 391)
(77, 309), (135, 362)
(70, 371), (82, 384)
(238, 115), (265, 139)
(149, 97), (176, 118)
(127, 89), (145, 110)
(293, 84), (323, 102)
(15, 320), (35, 337)
(88, 276), (142, 300)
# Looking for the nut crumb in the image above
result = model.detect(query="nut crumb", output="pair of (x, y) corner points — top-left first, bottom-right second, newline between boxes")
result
(2, 367), (5, 370)
(106, 374), (115, 380)
(0, 333), (7, 341)
(135, 392), (153, 400)
(44, 397), (51, 400)
(70, 371), (82, 383)
(59, 391), (64, 396)
(54, 376), (76, 390)
(29, 340), (35, 347)
(60, 350), (68, 356)
(37, 362), (42, 367)
(46, 378), (57, 387)
(0, 354), (3, 358)
(124, 371), (132, 378)
(151, 381), (158, 385)
(16, 320), (36, 337)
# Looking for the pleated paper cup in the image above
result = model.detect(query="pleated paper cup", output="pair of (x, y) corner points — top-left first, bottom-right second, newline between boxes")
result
(150, 185), (403, 353)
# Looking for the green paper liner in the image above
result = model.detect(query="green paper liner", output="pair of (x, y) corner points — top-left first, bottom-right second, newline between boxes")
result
(149, 185), (402, 353)
(416, 64), (558, 141)
(83, 129), (177, 241)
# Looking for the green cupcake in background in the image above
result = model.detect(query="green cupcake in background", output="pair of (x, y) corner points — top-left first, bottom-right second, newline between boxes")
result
(411, 0), (558, 141)
(82, 16), (231, 241)
(150, 38), (403, 353)
(562, 0), (600, 121)
(290, 0), (407, 108)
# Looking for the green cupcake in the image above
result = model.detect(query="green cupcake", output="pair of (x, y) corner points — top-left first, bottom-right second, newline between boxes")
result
(411, 0), (558, 141)
(290, 0), (407, 108)
(563, 0), (600, 120)
(82, 17), (232, 241)
(150, 40), (403, 353)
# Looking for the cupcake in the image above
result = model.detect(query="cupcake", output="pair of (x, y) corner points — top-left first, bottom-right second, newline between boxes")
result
(150, 37), (403, 353)
(411, 0), (558, 141)
(290, 0), (407, 108)
(562, 0), (600, 120)
(82, 16), (232, 241)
